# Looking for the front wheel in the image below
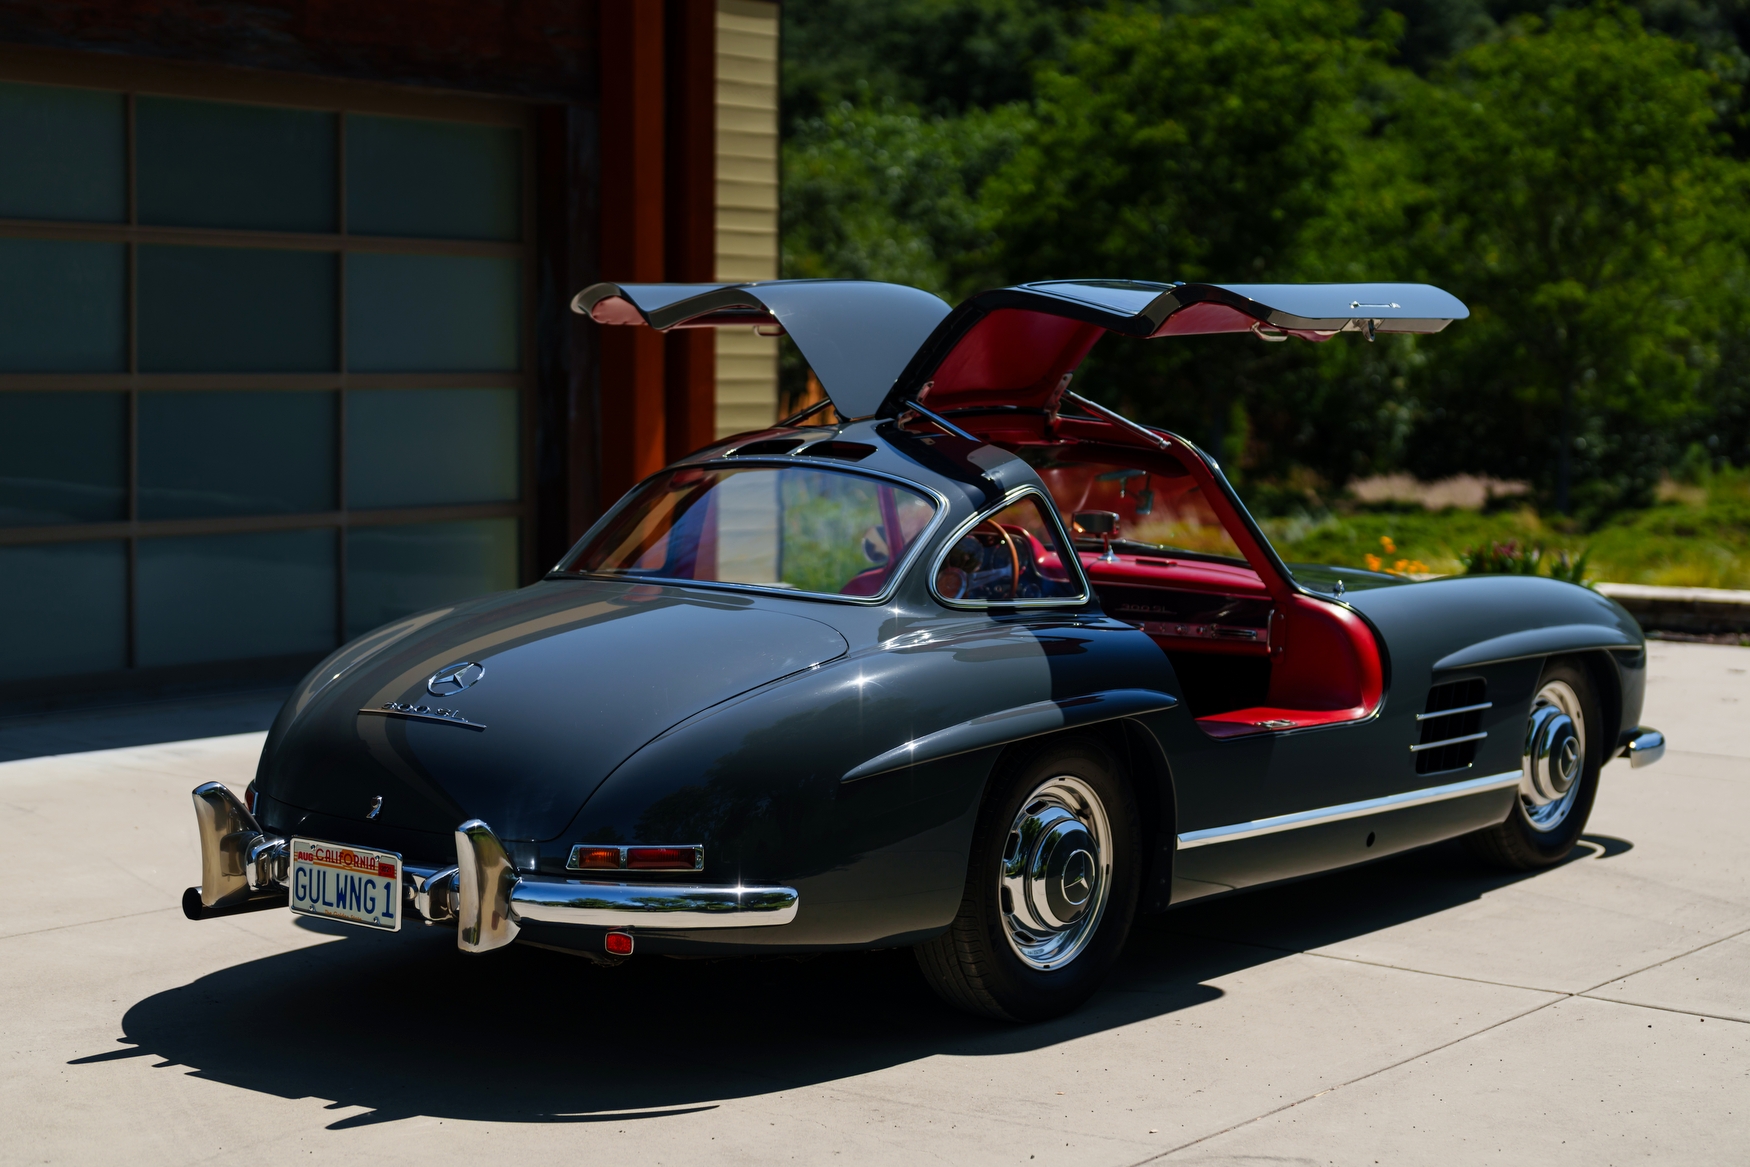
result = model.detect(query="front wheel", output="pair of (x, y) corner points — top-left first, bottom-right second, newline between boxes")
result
(1464, 659), (1603, 869)
(914, 736), (1140, 1021)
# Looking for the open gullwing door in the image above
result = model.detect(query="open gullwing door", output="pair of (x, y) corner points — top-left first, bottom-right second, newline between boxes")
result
(572, 280), (952, 420)
(900, 280), (1470, 414)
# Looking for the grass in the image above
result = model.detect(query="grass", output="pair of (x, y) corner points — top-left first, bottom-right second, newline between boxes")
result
(1251, 469), (1750, 589)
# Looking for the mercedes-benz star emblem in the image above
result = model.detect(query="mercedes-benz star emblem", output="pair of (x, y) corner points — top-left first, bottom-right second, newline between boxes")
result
(427, 661), (485, 696)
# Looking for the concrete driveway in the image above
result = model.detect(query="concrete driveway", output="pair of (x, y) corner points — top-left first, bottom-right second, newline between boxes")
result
(2, 640), (1745, 1165)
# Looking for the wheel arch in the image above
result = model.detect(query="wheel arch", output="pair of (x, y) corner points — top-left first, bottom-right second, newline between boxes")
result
(984, 717), (1177, 915)
(1543, 649), (1624, 756)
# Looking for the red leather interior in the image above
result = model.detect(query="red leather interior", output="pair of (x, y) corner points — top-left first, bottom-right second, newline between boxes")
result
(1196, 594), (1384, 738)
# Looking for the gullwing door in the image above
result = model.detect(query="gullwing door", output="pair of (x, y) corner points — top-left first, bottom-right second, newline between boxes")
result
(901, 280), (1469, 415)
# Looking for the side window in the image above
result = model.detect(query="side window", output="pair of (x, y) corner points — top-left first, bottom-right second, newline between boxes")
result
(935, 493), (1085, 605)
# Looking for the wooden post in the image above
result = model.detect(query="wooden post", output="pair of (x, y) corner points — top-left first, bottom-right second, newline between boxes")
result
(598, 3), (668, 505)
(664, 0), (717, 463)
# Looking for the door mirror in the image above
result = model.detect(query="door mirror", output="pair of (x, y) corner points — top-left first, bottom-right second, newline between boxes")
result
(1072, 510), (1119, 536)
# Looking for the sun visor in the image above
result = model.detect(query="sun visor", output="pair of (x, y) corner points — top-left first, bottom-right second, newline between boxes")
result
(572, 280), (953, 419)
(904, 280), (1469, 414)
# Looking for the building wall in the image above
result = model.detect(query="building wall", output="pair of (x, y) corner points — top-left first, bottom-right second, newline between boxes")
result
(712, 0), (780, 439)
(0, 1), (763, 703)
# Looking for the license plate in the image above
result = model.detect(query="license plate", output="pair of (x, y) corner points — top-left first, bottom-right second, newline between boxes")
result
(289, 837), (403, 931)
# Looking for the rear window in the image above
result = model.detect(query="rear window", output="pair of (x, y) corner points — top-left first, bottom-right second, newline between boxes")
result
(560, 465), (937, 598)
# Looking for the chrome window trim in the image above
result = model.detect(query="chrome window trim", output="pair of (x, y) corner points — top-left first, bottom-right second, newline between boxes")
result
(554, 458), (950, 608)
(1175, 769), (1521, 850)
(928, 485), (1093, 611)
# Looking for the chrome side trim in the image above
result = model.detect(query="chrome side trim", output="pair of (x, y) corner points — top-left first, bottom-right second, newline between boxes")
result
(509, 880), (800, 929)
(1408, 731), (1489, 752)
(1176, 770), (1521, 850)
(1416, 701), (1492, 720)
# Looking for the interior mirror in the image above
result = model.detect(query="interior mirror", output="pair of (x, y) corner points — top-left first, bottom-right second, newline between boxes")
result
(1072, 510), (1119, 536)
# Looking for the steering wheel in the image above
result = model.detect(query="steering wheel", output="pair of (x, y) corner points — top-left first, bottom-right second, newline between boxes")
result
(975, 520), (1022, 599)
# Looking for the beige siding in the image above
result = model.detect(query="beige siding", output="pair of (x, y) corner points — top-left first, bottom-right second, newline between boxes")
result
(714, 0), (780, 439)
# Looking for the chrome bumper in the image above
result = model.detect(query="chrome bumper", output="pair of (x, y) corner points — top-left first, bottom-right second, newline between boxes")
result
(1620, 727), (1666, 769)
(184, 786), (800, 950)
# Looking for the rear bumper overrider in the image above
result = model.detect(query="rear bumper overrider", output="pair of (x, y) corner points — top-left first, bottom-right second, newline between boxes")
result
(183, 784), (799, 949)
(1619, 726), (1665, 769)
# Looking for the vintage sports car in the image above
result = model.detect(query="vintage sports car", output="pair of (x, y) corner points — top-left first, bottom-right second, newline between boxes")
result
(185, 278), (1666, 1021)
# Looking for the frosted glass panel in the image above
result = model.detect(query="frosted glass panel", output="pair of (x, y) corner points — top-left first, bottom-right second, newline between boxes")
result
(346, 115), (520, 240)
(138, 97), (336, 232)
(136, 530), (337, 667)
(346, 253), (519, 372)
(0, 239), (125, 371)
(0, 82), (124, 222)
(139, 391), (336, 519)
(0, 392), (126, 524)
(0, 542), (127, 677)
(346, 519), (516, 638)
(346, 388), (517, 508)
(139, 246), (336, 372)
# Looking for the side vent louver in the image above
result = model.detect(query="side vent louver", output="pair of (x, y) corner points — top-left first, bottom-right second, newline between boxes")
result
(1412, 678), (1489, 775)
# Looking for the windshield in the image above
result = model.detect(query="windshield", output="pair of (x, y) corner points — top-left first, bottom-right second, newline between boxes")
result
(1017, 448), (1245, 562)
(560, 465), (937, 598)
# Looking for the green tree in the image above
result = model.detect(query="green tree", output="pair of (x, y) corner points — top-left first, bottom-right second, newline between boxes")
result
(1330, 7), (1750, 515)
(976, 0), (1394, 475)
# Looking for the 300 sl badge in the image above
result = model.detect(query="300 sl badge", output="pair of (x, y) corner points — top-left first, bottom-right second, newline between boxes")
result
(357, 702), (486, 730)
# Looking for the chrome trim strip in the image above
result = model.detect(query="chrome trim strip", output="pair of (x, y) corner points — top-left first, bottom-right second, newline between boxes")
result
(360, 704), (487, 731)
(1408, 731), (1489, 752)
(1175, 770), (1521, 850)
(509, 879), (799, 929)
(1416, 701), (1492, 720)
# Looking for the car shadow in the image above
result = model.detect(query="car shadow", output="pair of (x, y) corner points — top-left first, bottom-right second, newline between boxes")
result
(73, 834), (1632, 1127)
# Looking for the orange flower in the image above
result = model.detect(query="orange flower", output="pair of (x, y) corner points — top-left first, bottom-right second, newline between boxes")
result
(1380, 536), (1397, 554)
(1364, 553), (1382, 572)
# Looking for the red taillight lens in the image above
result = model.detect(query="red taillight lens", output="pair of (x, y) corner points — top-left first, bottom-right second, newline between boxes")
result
(625, 846), (699, 870)
(604, 931), (634, 956)
(571, 846), (621, 870)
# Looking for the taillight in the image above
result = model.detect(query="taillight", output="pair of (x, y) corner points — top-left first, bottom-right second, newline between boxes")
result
(626, 846), (700, 870)
(604, 931), (634, 956)
(566, 843), (703, 871)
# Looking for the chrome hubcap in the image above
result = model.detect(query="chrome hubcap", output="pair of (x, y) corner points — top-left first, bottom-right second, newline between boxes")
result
(999, 775), (1112, 970)
(1520, 679), (1586, 832)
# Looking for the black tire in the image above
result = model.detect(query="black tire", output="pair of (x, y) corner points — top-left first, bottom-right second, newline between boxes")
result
(914, 735), (1141, 1022)
(1464, 658), (1603, 869)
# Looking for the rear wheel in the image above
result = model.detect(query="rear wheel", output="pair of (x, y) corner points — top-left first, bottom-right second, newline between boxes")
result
(914, 736), (1140, 1021)
(1464, 659), (1602, 869)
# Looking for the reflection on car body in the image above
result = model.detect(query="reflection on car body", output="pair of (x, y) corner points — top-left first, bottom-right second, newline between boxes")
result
(183, 277), (1666, 1022)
